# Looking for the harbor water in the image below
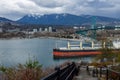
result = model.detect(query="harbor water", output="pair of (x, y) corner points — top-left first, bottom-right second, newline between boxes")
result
(0, 38), (94, 68)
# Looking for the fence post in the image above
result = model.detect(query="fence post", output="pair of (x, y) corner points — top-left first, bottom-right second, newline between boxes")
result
(87, 66), (91, 75)
(99, 67), (102, 77)
(96, 68), (98, 77)
(55, 67), (60, 80)
(119, 73), (120, 80)
(72, 62), (75, 66)
(86, 66), (89, 71)
(67, 62), (70, 66)
(106, 68), (108, 80)
(75, 65), (80, 76)
(92, 69), (95, 77)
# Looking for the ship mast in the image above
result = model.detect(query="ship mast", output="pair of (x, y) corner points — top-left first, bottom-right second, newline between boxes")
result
(67, 41), (70, 49)
(80, 42), (83, 49)
(92, 41), (94, 48)
(103, 41), (106, 48)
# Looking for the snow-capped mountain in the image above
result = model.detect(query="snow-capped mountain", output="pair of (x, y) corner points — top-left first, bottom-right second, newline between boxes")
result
(0, 13), (119, 25)
(0, 17), (13, 22)
(17, 13), (120, 25)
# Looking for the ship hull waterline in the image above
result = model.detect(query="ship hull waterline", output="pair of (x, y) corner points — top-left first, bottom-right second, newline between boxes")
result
(53, 49), (102, 58)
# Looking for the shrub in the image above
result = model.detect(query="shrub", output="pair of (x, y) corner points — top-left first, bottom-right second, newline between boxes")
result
(0, 60), (42, 80)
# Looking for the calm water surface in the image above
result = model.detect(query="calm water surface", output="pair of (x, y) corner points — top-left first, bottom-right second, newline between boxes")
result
(0, 38), (93, 67)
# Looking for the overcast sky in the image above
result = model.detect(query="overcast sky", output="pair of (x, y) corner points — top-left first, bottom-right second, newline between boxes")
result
(0, 0), (120, 20)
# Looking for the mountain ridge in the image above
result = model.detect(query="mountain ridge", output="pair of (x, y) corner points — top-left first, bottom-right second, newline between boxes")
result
(0, 17), (13, 22)
(17, 13), (120, 25)
(0, 14), (120, 25)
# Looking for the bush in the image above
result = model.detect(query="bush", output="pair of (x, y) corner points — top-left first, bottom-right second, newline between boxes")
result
(89, 62), (112, 67)
(0, 60), (42, 80)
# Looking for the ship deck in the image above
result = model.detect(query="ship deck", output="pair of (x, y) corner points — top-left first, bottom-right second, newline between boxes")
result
(58, 47), (102, 50)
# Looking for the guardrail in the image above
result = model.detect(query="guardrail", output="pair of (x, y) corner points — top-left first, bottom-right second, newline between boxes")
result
(41, 62), (79, 80)
(106, 69), (120, 80)
(86, 66), (120, 80)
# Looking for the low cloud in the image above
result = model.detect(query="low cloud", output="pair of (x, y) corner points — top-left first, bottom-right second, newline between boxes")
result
(0, 0), (119, 20)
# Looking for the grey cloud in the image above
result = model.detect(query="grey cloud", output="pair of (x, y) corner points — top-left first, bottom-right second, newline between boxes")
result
(29, 0), (64, 8)
(0, 0), (120, 20)
(86, 0), (114, 8)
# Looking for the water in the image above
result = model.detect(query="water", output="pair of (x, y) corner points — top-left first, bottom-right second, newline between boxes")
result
(0, 38), (93, 68)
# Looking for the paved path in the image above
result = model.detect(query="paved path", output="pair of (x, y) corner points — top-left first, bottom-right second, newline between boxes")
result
(73, 67), (98, 80)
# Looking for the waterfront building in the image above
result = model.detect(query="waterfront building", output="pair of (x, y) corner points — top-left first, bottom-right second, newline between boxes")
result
(7, 28), (20, 32)
(102, 25), (105, 30)
(48, 27), (52, 32)
(0, 28), (3, 32)
(98, 26), (102, 31)
(44, 28), (48, 32)
(33, 29), (38, 33)
(39, 28), (42, 32)
(115, 25), (120, 30)
(73, 26), (78, 29)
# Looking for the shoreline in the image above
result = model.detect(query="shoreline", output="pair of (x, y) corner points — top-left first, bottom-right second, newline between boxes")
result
(0, 36), (82, 41)
(0, 37), (94, 43)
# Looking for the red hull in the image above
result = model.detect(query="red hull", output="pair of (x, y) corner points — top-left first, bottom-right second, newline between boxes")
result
(53, 49), (102, 58)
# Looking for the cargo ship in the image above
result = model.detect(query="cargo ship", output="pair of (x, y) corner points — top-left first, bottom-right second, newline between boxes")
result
(53, 41), (120, 58)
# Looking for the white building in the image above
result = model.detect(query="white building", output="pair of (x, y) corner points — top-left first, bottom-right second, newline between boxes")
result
(115, 25), (120, 30)
(98, 26), (102, 31)
(48, 27), (52, 32)
(7, 28), (20, 32)
(0, 28), (3, 32)
(44, 28), (48, 32)
(102, 25), (105, 30)
(33, 29), (38, 33)
(73, 26), (78, 29)
(39, 28), (42, 32)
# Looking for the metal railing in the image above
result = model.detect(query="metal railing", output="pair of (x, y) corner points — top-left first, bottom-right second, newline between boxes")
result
(86, 66), (120, 80)
(41, 62), (79, 80)
(106, 69), (120, 80)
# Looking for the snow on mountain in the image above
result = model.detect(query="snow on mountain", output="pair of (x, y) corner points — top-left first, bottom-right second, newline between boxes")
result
(17, 13), (120, 25)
